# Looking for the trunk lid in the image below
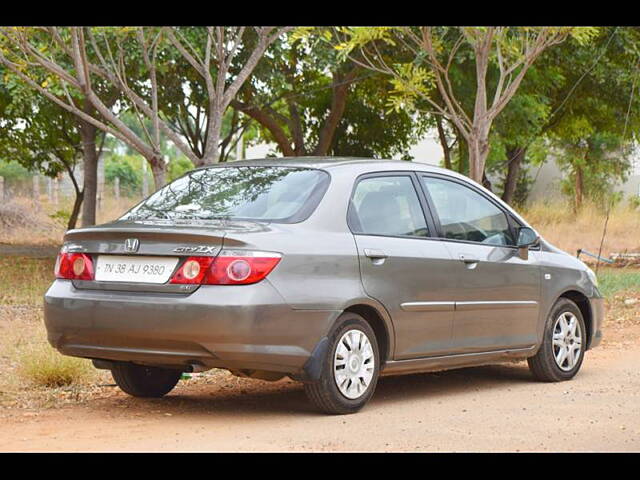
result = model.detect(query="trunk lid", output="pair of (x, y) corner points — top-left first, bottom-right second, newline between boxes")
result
(62, 219), (272, 293)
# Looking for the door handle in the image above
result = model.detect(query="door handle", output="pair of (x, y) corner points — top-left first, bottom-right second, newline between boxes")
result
(364, 249), (388, 259)
(459, 254), (479, 263)
(364, 249), (388, 265)
(459, 254), (479, 269)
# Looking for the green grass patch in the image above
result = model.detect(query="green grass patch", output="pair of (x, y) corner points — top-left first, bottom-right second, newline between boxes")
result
(597, 268), (640, 298)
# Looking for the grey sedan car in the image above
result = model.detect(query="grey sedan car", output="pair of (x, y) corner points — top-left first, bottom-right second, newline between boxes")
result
(44, 158), (603, 414)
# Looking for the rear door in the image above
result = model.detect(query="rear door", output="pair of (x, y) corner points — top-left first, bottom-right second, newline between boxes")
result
(419, 175), (541, 353)
(349, 173), (456, 360)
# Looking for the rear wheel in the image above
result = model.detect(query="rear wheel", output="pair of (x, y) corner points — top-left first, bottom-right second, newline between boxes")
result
(528, 298), (586, 382)
(304, 313), (380, 415)
(111, 362), (182, 398)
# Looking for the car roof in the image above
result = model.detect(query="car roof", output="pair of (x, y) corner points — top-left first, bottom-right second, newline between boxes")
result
(199, 156), (452, 173)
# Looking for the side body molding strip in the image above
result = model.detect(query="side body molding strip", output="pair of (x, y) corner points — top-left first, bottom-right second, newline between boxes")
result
(400, 300), (538, 312)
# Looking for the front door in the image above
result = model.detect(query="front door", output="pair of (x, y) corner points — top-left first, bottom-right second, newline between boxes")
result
(420, 175), (541, 354)
(348, 173), (456, 360)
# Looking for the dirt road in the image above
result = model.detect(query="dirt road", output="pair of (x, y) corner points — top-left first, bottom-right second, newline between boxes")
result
(2, 326), (639, 452)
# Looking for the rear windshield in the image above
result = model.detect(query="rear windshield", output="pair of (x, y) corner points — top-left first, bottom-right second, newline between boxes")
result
(121, 166), (330, 223)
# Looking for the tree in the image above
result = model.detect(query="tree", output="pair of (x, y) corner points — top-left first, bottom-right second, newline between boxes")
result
(0, 28), (121, 225)
(337, 27), (598, 182)
(487, 27), (640, 207)
(232, 29), (426, 159)
(0, 69), (105, 228)
(163, 27), (292, 164)
(0, 26), (290, 192)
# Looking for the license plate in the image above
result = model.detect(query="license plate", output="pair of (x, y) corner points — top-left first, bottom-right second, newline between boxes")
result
(94, 255), (179, 284)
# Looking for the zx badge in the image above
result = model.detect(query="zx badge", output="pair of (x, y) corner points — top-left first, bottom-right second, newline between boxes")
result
(173, 245), (217, 254)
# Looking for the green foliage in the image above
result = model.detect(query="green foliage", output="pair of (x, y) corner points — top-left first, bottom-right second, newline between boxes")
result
(0, 159), (32, 182)
(386, 63), (434, 113)
(629, 195), (640, 210)
(334, 27), (397, 59)
(238, 27), (426, 159)
(0, 64), (83, 184)
(168, 156), (194, 181)
(105, 155), (142, 196)
(556, 132), (632, 209)
(48, 209), (71, 226)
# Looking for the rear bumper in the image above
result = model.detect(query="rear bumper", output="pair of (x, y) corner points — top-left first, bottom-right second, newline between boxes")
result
(44, 280), (338, 375)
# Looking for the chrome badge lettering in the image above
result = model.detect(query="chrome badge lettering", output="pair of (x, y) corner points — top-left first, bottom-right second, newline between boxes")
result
(173, 245), (217, 254)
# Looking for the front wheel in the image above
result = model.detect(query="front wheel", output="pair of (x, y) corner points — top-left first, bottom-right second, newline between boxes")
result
(528, 298), (587, 382)
(111, 362), (182, 398)
(304, 313), (380, 415)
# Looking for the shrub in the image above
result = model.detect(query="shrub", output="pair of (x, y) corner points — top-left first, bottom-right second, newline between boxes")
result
(18, 343), (93, 388)
(49, 209), (71, 226)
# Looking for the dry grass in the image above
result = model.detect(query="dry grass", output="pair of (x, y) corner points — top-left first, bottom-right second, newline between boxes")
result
(0, 257), (56, 306)
(96, 195), (141, 225)
(0, 257), (108, 409)
(0, 198), (64, 246)
(520, 200), (640, 261)
(17, 339), (93, 388)
(0, 194), (141, 246)
(0, 304), (110, 409)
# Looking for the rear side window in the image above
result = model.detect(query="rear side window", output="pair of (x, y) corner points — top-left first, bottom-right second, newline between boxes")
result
(349, 176), (428, 237)
(421, 176), (514, 246)
(122, 166), (330, 224)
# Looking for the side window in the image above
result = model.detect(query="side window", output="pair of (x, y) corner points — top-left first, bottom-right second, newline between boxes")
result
(350, 176), (428, 237)
(421, 177), (514, 246)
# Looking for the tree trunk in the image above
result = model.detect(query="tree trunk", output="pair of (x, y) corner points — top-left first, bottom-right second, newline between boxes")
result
(230, 99), (295, 156)
(149, 157), (167, 191)
(502, 146), (526, 205)
(435, 116), (452, 170)
(467, 133), (490, 183)
(456, 134), (468, 174)
(79, 118), (98, 227)
(68, 189), (84, 230)
(574, 165), (584, 213)
(313, 69), (358, 156)
(199, 108), (223, 166)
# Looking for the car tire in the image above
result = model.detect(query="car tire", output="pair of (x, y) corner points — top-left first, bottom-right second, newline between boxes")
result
(111, 362), (182, 398)
(304, 312), (380, 415)
(528, 298), (587, 382)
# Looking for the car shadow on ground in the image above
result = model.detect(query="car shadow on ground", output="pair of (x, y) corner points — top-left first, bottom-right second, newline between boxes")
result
(99, 361), (536, 417)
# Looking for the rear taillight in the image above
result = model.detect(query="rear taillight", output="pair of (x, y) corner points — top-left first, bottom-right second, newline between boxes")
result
(169, 256), (215, 284)
(170, 250), (281, 285)
(54, 252), (94, 280)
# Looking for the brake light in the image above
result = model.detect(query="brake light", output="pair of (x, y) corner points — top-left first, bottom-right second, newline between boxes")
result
(169, 256), (214, 284)
(170, 250), (281, 285)
(54, 252), (94, 280)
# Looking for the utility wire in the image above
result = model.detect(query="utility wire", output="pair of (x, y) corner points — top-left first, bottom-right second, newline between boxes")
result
(492, 27), (619, 173)
(595, 54), (640, 275)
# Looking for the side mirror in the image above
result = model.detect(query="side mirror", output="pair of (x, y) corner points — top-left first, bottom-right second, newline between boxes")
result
(516, 226), (539, 260)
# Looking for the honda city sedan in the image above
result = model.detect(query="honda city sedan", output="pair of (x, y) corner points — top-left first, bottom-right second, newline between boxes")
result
(44, 158), (603, 414)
